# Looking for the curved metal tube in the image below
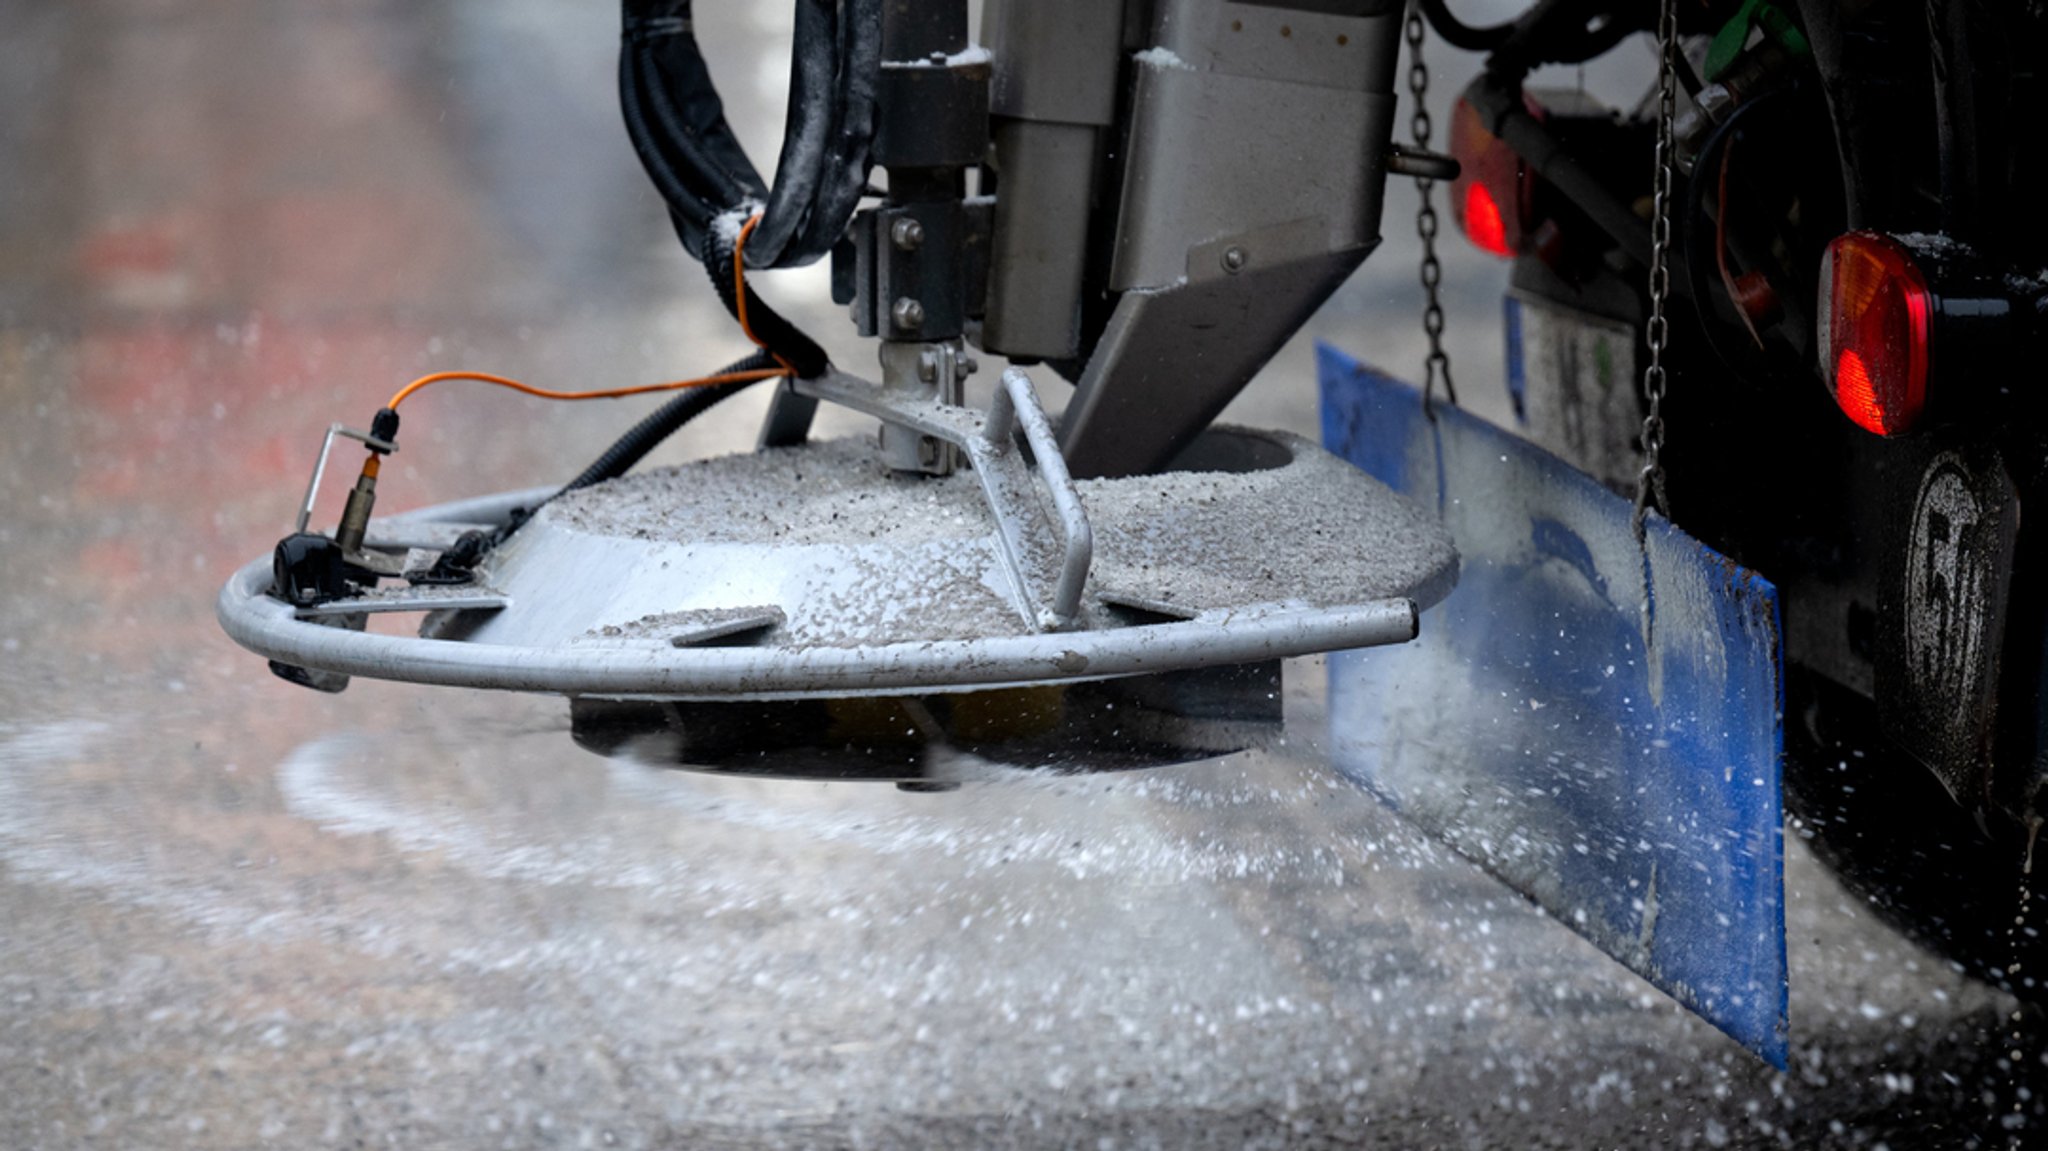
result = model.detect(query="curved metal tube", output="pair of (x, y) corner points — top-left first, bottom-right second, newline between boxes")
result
(982, 368), (1092, 629)
(219, 550), (1416, 700)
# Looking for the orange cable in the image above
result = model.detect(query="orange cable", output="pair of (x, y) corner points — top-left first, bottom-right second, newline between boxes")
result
(732, 213), (796, 374)
(382, 211), (795, 411)
(385, 366), (791, 411)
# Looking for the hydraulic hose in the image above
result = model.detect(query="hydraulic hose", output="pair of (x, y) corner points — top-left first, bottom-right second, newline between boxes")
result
(620, 0), (769, 252)
(631, 2), (765, 200)
(786, 0), (881, 268)
(616, 0), (834, 376)
(1427, 0), (1647, 82)
(620, 0), (875, 272)
(744, 0), (841, 267)
(1463, 72), (1675, 276)
(635, 44), (766, 208)
(619, 50), (715, 237)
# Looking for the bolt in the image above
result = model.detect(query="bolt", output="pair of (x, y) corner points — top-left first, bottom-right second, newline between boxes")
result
(954, 350), (979, 376)
(1221, 246), (1248, 274)
(891, 218), (925, 251)
(891, 297), (926, 331)
(917, 348), (940, 383)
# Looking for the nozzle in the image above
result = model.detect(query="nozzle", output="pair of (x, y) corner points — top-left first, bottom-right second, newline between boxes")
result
(334, 409), (399, 555)
(335, 453), (380, 553)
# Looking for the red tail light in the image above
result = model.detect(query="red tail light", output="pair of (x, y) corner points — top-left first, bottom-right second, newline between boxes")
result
(1462, 181), (1508, 256)
(1448, 97), (1530, 258)
(1818, 233), (1932, 436)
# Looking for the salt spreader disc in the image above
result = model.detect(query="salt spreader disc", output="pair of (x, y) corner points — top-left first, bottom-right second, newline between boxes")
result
(219, 374), (1456, 701)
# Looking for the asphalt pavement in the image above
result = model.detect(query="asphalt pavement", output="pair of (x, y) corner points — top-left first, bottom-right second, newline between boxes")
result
(1, 3), (2041, 1148)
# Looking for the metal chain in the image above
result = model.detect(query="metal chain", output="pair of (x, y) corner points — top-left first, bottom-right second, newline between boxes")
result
(1407, 5), (1457, 414)
(1633, 0), (1680, 535)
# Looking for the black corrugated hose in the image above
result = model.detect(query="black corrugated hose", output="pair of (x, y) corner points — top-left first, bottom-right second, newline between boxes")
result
(700, 224), (830, 379)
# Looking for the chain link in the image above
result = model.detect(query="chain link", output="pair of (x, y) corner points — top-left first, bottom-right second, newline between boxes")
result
(1633, 0), (1679, 535)
(1406, 6), (1457, 414)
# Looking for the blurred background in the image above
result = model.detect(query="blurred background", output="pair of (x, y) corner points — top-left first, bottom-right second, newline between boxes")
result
(0, 3), (2031, 1148)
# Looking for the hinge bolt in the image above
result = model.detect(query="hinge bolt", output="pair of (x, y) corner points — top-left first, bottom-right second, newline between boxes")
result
(891, 297), (926, 331)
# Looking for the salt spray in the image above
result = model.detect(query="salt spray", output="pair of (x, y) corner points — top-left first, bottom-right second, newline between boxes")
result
(2004, 815), (2043, 1147)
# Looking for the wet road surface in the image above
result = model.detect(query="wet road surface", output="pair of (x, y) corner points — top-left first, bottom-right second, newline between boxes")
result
(2, 3), (2043, 1148)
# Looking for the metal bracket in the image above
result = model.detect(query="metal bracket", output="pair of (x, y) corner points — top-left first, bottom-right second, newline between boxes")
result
(792, 367), (1093, 630)
(1384, 143), (1460, 181)
(293, 423), (398, 535)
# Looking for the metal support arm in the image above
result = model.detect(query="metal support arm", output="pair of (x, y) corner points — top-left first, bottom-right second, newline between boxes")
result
(792, 367), (1093, 629)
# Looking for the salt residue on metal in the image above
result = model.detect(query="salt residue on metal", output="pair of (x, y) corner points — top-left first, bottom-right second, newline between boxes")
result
(539, 438), (1024, 646)
(482, 429), (1456, 651)
(1077, 436), (1456, 617)
(342, 582), (508, 605)
(550, 437), (997, 548)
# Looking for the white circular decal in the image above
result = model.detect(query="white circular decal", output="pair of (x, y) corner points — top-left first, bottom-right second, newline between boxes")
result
(1904, 454), (1987, 708)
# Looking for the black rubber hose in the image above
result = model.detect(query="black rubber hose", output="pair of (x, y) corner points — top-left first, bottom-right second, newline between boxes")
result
(619, 49), (714, 236)
(745, 0), (840, 268)
(1791, 0), (1880, 229)
(615, 0), (830, 375)
(637, 2), (766, 201)
(636, 48), (764, 209)
(558, 350), (781, 495)
(622, 1), (766, 210)
(1419, 0), (1521, 51)
(701, 221), (830, 378)
(785, 0), (881, 267)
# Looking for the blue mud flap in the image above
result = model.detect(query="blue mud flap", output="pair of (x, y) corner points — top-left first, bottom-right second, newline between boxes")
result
(1318, 344), (1788, 1069)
